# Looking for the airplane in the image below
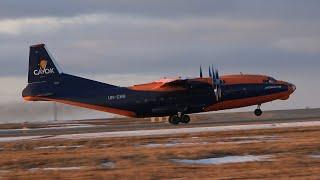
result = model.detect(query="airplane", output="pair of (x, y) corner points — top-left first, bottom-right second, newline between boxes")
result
(22, 44), (296, 125)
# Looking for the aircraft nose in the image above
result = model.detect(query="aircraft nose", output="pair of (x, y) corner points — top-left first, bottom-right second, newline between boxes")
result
(287, 82), (296, 93)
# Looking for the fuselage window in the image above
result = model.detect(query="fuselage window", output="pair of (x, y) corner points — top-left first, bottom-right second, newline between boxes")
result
(264, 77), (277, 84)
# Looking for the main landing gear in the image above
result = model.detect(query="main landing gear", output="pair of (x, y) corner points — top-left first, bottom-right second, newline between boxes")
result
(168, 114), (190, 125)
(254, 104), (263, 116)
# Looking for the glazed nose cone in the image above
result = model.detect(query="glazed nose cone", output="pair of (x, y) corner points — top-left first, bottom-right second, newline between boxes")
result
(287, 82), (296, 93)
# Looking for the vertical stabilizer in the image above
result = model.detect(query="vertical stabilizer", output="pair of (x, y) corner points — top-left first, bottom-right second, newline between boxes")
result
(28, 44), (61, 83)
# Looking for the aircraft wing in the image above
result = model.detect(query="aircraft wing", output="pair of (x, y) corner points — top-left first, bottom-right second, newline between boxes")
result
(159, 79), (211, 89)
(160, 79), (189, 88)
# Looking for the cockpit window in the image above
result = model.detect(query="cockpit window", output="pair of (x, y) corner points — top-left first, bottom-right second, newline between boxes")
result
(264, 77), (277, 84)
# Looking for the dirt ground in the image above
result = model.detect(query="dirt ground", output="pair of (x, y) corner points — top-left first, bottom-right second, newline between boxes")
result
(0, 125), (319, 180)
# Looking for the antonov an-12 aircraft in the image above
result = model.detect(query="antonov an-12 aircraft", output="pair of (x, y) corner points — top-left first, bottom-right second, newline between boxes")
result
(23, 44), (296, 125)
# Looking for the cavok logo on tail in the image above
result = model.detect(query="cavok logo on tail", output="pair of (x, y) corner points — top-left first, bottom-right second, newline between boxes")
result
(33, 59), (55, 76)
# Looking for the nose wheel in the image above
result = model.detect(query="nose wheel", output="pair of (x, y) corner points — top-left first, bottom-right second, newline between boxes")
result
(168, 114), (190, 125)
(254, 105), (263, 116)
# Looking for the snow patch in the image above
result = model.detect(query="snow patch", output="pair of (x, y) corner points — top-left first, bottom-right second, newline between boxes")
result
(309, 155), (320, 159)
(34, 145), (83, 150)
(217, 135), (281, 144)
(172, 155), (272, 165)
(29, 166), (84, 171)
(140, 141), (208, 148)
(101, 161), (115, 168)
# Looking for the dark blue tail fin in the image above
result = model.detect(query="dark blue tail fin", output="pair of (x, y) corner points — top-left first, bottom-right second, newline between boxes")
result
(28, 44), (61, 83)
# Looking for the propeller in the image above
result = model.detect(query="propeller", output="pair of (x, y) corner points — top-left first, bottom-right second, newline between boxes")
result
(209, 66), (223, 101)
(200, 66), (203, 78)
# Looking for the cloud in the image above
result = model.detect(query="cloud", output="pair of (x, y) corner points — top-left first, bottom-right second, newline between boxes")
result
(1, 0), (320, 21)
(0, 11), (319, 77)
(0, 14), (114, 35)
(0, 12), (281, 36)
(274, 37), (320, 54)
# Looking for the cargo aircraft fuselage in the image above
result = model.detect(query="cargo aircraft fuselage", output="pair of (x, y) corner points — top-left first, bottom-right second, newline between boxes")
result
(23, 44), (296, 124)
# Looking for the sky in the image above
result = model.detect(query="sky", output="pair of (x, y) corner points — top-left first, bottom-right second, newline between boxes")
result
(0, 0), (319, 123)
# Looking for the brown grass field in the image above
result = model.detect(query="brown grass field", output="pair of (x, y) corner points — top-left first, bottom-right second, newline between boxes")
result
(0, 126), (320, 179)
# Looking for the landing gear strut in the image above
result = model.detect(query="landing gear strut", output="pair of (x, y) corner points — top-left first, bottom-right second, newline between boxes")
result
(254, 105), (263, 116)
(168, 114), (190, 125)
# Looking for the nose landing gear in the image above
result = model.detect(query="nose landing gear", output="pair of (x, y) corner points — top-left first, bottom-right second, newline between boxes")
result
(254, 105), (263, 116)
(168, 114), (191, 125)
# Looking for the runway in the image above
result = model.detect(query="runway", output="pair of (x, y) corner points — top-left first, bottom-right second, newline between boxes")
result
(1, 120), (319, 143)
(0, 108), (320, 138)
(1, 108), (320, 179)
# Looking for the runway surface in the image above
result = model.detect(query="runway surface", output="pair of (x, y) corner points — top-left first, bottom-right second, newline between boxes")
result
(0, 108), (319, 138)
(1, 108), (320, 179)
(1, 120), (319, 143)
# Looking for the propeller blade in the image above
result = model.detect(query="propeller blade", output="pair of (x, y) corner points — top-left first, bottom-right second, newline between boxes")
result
(210, 66), (218, 101)
(211, 67), (223, 101)
(212, 68), (215, 80)
(211, 65), (215, 80)
(209, 66), (212, 77)
(211, 67), (215, 86)
(200, 66), (203, 78)
(215, 69), (219, 80)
